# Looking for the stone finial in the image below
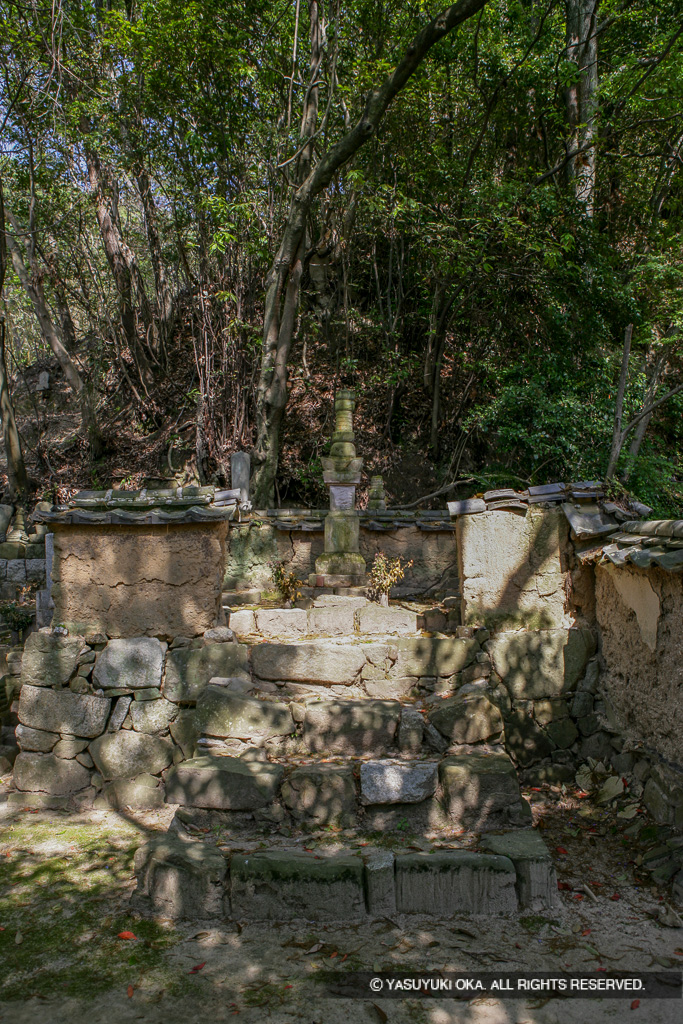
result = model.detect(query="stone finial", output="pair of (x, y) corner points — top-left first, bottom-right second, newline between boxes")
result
(367, 474), (386, 510)
(329, 389), (356, 459)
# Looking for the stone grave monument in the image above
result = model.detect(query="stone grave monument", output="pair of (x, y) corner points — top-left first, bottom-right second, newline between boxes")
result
(310, 389), (366, 587)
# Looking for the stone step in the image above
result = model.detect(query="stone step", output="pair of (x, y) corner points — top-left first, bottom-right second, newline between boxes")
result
(229, 603), (420, 640)
(133, 829), (557, 921)
(162, 747), (531, 831)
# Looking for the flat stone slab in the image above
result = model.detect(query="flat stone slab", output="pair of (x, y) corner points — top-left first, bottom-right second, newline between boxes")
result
(14, 751), (91, 795)
(93, 638), (165, 690)
(304, 699), (401, 754)
(360, 761), (437, 805)
(395, 637), (479, 678)
(165, 755), (283, 810)
(480, 830), (557, 910)
(163, 643), (250, 702)
(439, 750), (525, 827)
(306, 605), (357, 636)
(194, 687), (294, 741)
(429, 692), (504, 744)
(395, 851), (517, 915)
(487, 628), (596, 700)
(281, 764), (356, 824)
(135, 835), (227, 919)
(20, 632), (83, 688)
(18, 684), (111, 738)
(356, 605), (418, 636)
(251, 643), (366, 685)
(229, 851), (365, 921)
(312, 595), (367, 608)
(255, 608), (307, 638)
(228, 610), (256, 637)
(89, 730), (173, 779)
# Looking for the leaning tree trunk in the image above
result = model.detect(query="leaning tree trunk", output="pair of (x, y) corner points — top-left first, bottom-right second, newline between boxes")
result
(250, 0), (489, 505)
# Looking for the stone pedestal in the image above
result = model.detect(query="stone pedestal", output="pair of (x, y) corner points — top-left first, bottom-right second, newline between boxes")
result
(313, 390), (366, 588)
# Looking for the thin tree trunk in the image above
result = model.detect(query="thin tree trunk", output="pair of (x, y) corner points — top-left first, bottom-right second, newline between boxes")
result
(564, 0), (600, 214)
(251, 0), (489, 505)
(4, 216), (101, 454)
(135, 164), (174, 349)
(0, 176), (28, 497)
(606, 323), (632, 480)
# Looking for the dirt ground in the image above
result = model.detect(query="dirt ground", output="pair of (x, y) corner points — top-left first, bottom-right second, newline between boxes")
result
(0, 785), (681, 1024)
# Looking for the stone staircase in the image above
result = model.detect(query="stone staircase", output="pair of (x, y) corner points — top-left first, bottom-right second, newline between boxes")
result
(134, 595), (558, 923)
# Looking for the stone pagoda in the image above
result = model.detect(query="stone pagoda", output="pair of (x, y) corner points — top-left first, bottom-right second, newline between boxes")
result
(310, 389), (366, 587)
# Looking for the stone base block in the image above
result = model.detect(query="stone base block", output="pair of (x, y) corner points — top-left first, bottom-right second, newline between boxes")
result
(134, 836), (227, 919)
(439, 750), (529, 828)
(480, 830), (557, 911)
(308, 573), (367, 588)
(281, 764), (357, 824)
(303, 699), (401, 754)
(164, 755), (283, 810)
(395, 851), (518, 915)
(229, 851), (366, 922)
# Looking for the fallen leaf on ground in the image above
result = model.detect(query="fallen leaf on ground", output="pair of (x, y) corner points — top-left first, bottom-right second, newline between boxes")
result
(305, 943), (323, 954)
(14, 931), (23, 945)
(127, 985), (134, 998)
(631, 999), (640, 1010)
(556, 847), (568, 855)
(117, 931), (137, 940)
(372, 1004), (388, 1023)
(189, 962), (206, 974)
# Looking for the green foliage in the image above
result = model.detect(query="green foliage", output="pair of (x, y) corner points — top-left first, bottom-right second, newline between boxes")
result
(268, 560), (303, 603)
(0, 602), (33, 634)
(368, 553), (413, 599)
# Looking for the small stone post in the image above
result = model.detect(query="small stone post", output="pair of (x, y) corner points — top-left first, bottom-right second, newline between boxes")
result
(231, 452), (251, 505)
(312, 390), (366, 585)
(367, 475), (387, 510)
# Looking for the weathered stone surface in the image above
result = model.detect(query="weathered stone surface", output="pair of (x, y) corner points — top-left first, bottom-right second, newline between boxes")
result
(163, 643), (250, 702)
(439, 750), (525, 826)
(312, 595), (367, 608)
(129, 697), (178, 734)
(133, 687), (162, 701)
(14, 752), (91, 795)
(394, 637), (479, 678)
(544, 717), (579, 749)
(504, 708), (555, 766)
(395, 851), (518, 915)
(304, 699), (401, 754)
(53, 736), (89, 759)
(194, 687), (294, 741)
(16, 723), (58, 752)
(254, 608), (307, 638)
(457, 507), (569, 628)
(429, 692), (504, 744)
(398, 707), (424, 753)
(488, 628), (596, 700)
(134, 835), (227, 918)
(307, 605), (356, 636)
(18, 684), (111, 738)
(164, 755), (283, 810)
(98, 773), (164, 810)
(360, 761), (437, 805)
(227, 610), (256, 637)
(108, 695), (132, 732)
(20, 631), (82, 687)
(229, 851), (365, 921)
(480, 830), (557, 910)
(169, 709), (199, 759)
(89, 730), (173, 779)
(281, 764), (356, 824)
(356, 606), (417, 636)
(364, 850), (396, 916)
(51, 521), (227, 638)
(251, 642), (366, 685)
(93, 638), (165, 691)
(203, 627), (234, 643)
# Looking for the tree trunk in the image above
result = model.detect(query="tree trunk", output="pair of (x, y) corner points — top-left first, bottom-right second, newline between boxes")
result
(564, 0), (600, 214)
(4, 216), (101, 454)
(135, 164), (175, 350)
(251, 0), (489, 505)
(0, 176), (28, 497)
(85, 147), (154, 374)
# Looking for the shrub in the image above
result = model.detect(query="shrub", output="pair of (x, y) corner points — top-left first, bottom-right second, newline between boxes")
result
(268, 560), (303, 603)
(368, 553), (413, 601)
